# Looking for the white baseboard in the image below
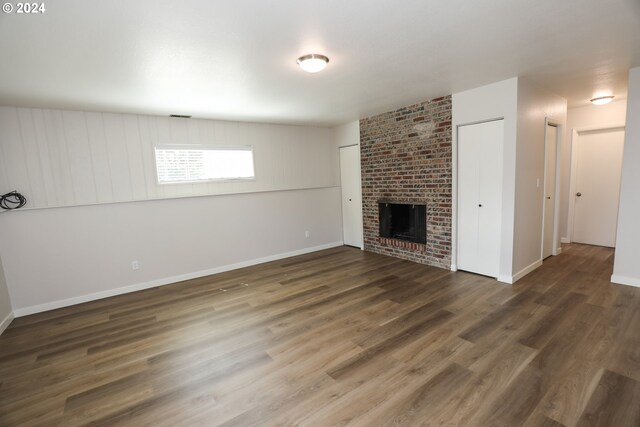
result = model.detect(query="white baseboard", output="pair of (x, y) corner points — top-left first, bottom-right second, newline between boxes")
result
(450, 264), (458, 272)
(496, 275), (513, 284)
(561, 237), (571, 244)
(554, 247), (563, 255)
(498, 259), (543, 284)
(13, 241), (344, 317)
(0, 311), (14, 335)
(611, 275), (640, 288)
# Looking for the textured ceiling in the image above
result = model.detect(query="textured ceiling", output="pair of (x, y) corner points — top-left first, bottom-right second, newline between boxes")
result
(0, 0), (639, 125)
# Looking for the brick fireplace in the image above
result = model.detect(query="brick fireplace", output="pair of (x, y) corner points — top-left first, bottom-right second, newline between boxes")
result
(359, 96), (452, 268)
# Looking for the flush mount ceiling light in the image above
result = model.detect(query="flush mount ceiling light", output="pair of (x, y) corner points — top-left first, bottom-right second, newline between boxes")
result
(296, 54), (329, 73)
(590, 95), (615, 105)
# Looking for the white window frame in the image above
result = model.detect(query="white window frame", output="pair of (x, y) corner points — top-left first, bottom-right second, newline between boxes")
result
(153, 144), (256, 185)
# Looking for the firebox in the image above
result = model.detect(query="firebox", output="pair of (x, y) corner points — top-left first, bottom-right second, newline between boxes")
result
(379, 202), (427, 244)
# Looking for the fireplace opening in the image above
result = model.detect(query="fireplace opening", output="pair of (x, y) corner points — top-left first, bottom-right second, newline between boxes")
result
(379, 202), (427, 244)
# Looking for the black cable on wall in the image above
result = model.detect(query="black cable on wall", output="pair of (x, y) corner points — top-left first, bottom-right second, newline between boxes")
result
(0, 191), (27, 210)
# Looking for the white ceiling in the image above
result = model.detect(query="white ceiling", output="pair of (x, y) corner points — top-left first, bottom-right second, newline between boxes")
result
(0, 0), (639, 126)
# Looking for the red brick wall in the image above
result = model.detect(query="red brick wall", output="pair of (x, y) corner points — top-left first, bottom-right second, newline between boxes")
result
(359, 96), (452, 268)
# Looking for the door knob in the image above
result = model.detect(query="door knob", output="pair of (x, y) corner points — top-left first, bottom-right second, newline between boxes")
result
(576, 192), (582, 197)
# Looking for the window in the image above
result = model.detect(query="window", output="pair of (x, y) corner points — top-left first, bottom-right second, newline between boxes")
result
(154, 145), (255, 184)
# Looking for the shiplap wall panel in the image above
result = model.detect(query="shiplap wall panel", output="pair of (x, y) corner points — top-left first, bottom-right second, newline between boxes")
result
(43, 110), (75, 206)
(0, 106), (337, 209)
(17, 109), (48, 208)
(103, 113), (134, 202)
(63, 111), (97, 206)
(30, 109), (58, 206)
(85, 112), (114, 204)
(122, 115), (148, 201)
(136, 115), (160, 201)
(3, 108), (36, 203)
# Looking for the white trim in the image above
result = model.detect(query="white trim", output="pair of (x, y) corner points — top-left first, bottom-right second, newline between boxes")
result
(611, 275), (640, 288)
(541, 119), (562, 259)
(555, 247), (563, 255)
(338, 145), (364, 249)
(497, 274), (513, 284)
(573, 123), (626, 133)
(0, 311), (14, 335)
(13, 241), (344, 317)
(561, 237), (571, 244)
(552, 121), (563, 257)
(498, 259), (543, 284)
(453, 118), (506, 281)
(568, 129), (579, 242)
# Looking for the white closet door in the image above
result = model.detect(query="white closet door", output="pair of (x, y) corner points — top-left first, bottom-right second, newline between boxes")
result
(339, 145), (363, 248)
(458, 120), (504, 277)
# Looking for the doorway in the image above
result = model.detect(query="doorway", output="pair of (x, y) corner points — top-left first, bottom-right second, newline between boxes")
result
(571, 126), (625, 247)
(542, 123), (559, 259)
(339, 145), (364, 248)
(457, 119), (504, 278)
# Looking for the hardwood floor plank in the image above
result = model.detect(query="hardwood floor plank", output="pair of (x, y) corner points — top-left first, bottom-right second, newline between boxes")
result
(458, 289), (542, 343)
(0, 243), (638, 426)
(576, 370), (640, 427)
(326, 309), (454, 380)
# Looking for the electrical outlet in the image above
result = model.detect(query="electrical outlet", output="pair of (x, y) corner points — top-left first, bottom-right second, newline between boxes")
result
(131, 260), (140, 271)
(305, 230), (310, 238)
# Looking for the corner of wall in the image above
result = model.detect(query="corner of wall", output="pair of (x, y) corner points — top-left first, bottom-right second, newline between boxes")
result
(612, 66), (640, 286)
(512, 78), (567, 276)
(0, 253), (14, 335)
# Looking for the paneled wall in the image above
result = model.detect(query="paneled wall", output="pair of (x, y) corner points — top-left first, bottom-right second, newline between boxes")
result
(0, 107), (337, 209)
(0, 107), (343, 314)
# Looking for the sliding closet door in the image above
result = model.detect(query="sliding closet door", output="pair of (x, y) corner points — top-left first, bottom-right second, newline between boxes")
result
(457, 120), (504, 277)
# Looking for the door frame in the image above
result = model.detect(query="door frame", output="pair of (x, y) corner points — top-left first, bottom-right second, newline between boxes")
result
(567, 122), (626, 243)
(540, 119), (562, 260)
(453, 118), (505, 278)
(338, 144), (364, 250)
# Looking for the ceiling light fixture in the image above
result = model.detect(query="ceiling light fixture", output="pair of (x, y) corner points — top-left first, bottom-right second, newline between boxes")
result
(296, 54), (329, 73)
(590, 95), (615, 105)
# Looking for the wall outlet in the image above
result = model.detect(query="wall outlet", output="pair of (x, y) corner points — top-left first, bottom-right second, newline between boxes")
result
(131, 260), (140, 271)
(305, 230), (310, 238)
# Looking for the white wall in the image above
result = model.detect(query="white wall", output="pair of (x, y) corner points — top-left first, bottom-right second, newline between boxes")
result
(0, 107), (343, 315)
(452, 77), (567, 283)
(1, 188), (342, 314)
(452, 77), (519, 281)
(334, 120), (360, 148)
(513, 78), (567, 278)
(0, 255), (13, 334)
(560, 100), (627, 241)
(333, 121), (363, 248)
(0, 107), (338, 209)
(612, 67), (640, 287)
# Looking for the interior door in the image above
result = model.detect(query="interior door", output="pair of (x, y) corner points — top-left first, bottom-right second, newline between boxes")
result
(543, 124), (558, 259)
(339, 145), (363, 248)
(573, 127), (625, 247)
(458, 120), (504, 277)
